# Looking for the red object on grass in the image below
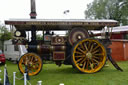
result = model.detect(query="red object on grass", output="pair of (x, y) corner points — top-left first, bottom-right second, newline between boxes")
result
(0, 50), (6, 64)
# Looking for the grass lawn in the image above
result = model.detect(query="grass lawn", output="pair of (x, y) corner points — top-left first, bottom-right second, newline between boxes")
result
(0, 60), (128, 85)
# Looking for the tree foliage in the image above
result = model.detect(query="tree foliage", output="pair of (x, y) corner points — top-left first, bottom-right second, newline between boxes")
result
(0, 25), (12, 41)
(0, 25), (12, 50)
(85, 0), (128, 25)
(36, 34), (43, 40)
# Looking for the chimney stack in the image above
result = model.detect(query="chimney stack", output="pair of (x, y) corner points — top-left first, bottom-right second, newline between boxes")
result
(30, 0), (37, 19)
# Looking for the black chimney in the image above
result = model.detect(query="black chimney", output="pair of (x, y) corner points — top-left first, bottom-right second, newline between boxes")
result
(30, 0), (37, 19)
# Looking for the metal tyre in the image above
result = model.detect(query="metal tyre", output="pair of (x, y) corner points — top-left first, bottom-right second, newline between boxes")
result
(18, 53), (42, 76)
(72, 38), (106, 73)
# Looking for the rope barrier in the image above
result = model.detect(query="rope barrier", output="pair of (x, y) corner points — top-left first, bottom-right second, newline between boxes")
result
(15, 76), (24, 80)
(5, 73), (13, 78)
(13, 72), (32, 85)
(27, 80), (31, 85)
(2, 65), (44, 85)
(2, 69), (65, 85)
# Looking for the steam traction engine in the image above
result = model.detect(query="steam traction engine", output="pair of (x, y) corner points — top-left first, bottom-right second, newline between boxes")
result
(5, 0), (122, 76)
(5, 19), (123, 76)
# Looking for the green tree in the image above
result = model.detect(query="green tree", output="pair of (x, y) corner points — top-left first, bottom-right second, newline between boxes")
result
(0, 25), (12, 51)
(85, 0), (128, 25)
(36, 34), (43, 40)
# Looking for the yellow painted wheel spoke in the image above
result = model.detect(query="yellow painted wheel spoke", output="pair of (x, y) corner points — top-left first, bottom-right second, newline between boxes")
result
(75, 55), (85, 58)
(93, 53), (104, 56)
(88, 41), (91, 50)
(89, 62), (94, 70)
(82, 62), (86, 69)
(92, 45), (99, 52)
(93, 56), (100, 59)
(84, 43), (88, 51)
(85, 59), (89, 70)
(75, 51), (83, 55)
(92, 49), (100, 54)
(80, 43), (85, 50)
(91, 59), (97, 66)
(32, 60), (38, 63)
(77, 47), (85, 54)
(90, 44), (94, 52)
(76, 58), (83, 63)
(30, 56), (34, 62)
(79, 57), (86, 65)
(92, 58), (100, 64)
(27, 55), (32, 61)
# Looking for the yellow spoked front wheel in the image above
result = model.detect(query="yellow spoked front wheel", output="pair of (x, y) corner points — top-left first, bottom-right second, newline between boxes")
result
(72, 38), (106, 73)
(18, 53), (42, 76)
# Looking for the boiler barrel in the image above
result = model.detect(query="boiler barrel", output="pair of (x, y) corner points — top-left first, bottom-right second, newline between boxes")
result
(27, 45), (66, 54)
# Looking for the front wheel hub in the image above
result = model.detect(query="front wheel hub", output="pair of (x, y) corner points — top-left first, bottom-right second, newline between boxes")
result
(86, 52), (92, 59)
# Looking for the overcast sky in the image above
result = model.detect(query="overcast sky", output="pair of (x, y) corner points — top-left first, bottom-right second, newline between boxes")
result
(0, 0), (93, 24)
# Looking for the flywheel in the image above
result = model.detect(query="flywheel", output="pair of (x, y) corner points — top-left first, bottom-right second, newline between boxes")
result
(72, 38), (106, 73)
(68, 27), (89, 45)
(18, 53), (42, 76)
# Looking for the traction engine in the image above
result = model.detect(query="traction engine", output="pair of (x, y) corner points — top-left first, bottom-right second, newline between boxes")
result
(5, 0), (123, 76)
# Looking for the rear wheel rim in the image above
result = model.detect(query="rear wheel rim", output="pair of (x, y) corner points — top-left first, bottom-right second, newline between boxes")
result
(72, 39), (106, 73)
(18, 53), (42, 76)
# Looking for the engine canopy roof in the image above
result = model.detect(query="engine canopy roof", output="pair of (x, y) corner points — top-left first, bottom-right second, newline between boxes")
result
(5, 19), (118, 31)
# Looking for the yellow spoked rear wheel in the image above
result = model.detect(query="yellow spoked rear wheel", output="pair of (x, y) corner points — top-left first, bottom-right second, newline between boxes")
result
(18, 53), (42, 76)
(72, 38), (106, 73)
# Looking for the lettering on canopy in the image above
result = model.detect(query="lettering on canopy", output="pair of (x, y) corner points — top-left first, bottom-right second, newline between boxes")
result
(24, 22), (115, 26)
